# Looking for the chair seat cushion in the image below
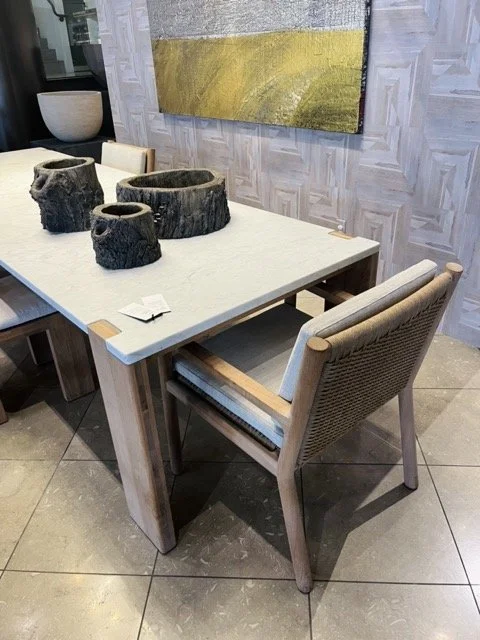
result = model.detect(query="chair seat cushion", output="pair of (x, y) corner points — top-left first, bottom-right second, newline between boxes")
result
(0, 276), (55, 331)
(174, 304), (311, 448)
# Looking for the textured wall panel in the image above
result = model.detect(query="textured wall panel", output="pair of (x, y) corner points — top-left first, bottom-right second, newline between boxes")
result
(96, 0), (480, 346)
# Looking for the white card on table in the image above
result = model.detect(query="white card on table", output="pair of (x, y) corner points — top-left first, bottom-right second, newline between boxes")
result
(141, 294), (171, 315)
(118, 302), (157, 322)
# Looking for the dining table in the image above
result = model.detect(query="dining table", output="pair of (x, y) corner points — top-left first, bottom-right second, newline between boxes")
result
(0, 147), (380, 554)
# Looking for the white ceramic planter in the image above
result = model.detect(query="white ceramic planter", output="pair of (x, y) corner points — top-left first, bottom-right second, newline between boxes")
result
(37, 91), (103, 143)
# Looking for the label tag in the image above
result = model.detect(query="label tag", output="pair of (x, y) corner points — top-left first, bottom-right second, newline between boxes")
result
(141, 294), (171, 315)
(119, 303), (158, 322)
(119, 295), (171, 322)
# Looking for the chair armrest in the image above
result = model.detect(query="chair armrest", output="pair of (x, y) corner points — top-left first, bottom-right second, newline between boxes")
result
(176, 342), (291, 427)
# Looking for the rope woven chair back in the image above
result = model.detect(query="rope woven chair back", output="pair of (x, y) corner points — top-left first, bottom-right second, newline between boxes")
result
(295, 272), (451, 466)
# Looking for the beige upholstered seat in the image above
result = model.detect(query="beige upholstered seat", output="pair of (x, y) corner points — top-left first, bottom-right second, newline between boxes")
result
(0, 276), (54, 330)
(163, 260), (463, 594)
(101, 141), (155, 174)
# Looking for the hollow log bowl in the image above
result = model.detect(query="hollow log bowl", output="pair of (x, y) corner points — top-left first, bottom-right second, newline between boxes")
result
(30, 157), (104, 233)
(90, 202), (161, 270)
(116, 168), (230, 239)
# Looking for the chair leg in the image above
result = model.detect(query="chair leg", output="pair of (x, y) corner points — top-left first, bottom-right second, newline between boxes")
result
(398, 385), (418, 490)
(0, 398), (7, 424)
(277, 474), (312, 593)
(158, 354), (183, 475)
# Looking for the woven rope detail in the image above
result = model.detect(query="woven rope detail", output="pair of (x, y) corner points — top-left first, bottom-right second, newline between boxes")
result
(297, 293), (446, 465)
(177, 375), (278, 452)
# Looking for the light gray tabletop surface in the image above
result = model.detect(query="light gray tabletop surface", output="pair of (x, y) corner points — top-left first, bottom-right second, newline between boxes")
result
(0, 148), (379, 364)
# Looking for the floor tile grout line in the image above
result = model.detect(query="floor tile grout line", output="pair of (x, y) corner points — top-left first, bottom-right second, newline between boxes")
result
(72, 387), (98, 428)
(2, 569), (165, 578)
(305, 461), (428, 466)
(136, 551), (158, 640)
(175, 461), (411, 469)
(59, 406), (191, 465)
(2, 459), (469, 468)
(311, 579), (473, 586)
(15, 374), (96, 459)
(469, 584), (480, 615)
(177, 406), (193, 459)
(1, 352), (32, 389)
(423, 463), (480, 468)
(3, 458), (480, 467)
(55, 390), (97, 461)
(1, 569), (473, 586)
(2, 390), (95, 572)
(6, 459), (480, 468)
(419, 438), (473, 589)
(414, 387), (480, 390)
(307, 591), (313, 640)
(0, 458), (114, 462)
(3, 460), (61, 571)
(181, 408), (192, 449)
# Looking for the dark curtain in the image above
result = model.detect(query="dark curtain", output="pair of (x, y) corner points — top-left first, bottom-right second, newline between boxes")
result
(0, 0), (43, 151)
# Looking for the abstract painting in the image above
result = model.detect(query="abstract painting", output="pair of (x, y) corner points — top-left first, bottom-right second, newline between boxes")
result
(147, 1), (371, 134)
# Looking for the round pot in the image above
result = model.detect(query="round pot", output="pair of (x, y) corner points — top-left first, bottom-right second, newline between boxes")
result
(37, 91), (103, 142)
(91, 202), (161, 270)
(116, 168), (230, 239)
(30, 157), (104, 233)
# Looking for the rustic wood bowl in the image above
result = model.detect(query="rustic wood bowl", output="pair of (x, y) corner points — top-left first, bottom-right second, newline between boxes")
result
(116, 168), (230, 239)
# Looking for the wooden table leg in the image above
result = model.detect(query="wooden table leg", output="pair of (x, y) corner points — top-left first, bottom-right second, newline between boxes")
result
(322, 252), (379, 310)
(47, 314), (95, 401)
(340, 252), (379, 294)
(88, 320), (176, 554)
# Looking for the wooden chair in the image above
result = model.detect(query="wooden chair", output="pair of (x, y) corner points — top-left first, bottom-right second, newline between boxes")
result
(159, 260), (462, 593)
(101, 141), (155, 174)
(0, 275), (95, 424)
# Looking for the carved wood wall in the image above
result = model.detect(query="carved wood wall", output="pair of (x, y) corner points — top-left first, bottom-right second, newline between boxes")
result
(97, 0), (480, 346)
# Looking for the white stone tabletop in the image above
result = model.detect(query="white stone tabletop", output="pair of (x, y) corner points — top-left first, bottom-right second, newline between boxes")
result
(0, 148), (379, 364)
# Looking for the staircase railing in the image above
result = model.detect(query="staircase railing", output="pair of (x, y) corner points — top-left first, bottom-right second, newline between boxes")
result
(44, 0), (66, 22)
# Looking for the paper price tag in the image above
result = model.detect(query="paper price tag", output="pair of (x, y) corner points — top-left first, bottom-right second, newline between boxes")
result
(141, 294), (171, 315)
(118, 294), (171, 322)
(118, 303), (157, 322)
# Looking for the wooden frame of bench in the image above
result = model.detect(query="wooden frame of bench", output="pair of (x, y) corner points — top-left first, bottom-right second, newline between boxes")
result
(0, 313), (95, 424)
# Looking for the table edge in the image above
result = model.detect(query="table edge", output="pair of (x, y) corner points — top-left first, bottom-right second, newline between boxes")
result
(104, 243), (380, 365)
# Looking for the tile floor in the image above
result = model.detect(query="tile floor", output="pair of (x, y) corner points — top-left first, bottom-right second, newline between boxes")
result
(1, 294), (479, 639)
